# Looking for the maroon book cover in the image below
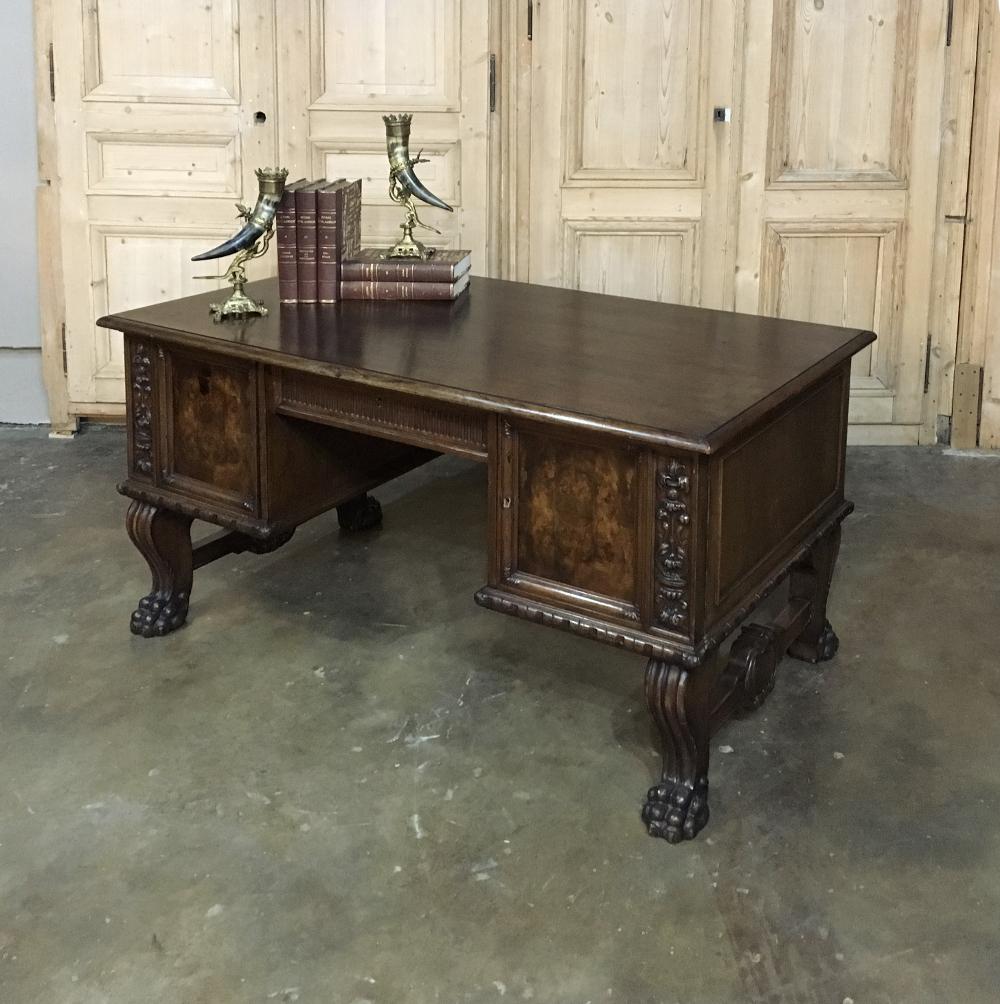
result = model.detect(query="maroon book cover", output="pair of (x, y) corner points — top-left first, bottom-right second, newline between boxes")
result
(276, 178), (307, 303)
(341, 248), (471, 283)
(316, 179), (346, 303)
(339, 272), (470, 301)
(294, 180), (326, 303)
(317, 179), (363, 302)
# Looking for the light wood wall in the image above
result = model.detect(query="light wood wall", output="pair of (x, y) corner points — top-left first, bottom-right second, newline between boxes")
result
(954, 0), (1000, 447)
(34, 0), (996, 446)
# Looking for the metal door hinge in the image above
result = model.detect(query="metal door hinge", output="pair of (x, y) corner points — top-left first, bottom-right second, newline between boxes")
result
(489, 54), (496, 113)
(946, 0), (954, 46)
(923, 331), (933, 393)
(944, 214), (969, 224)
(47, 44), (56, 102)
(60, 322), (67, 376)
(527, 1), (533, 40)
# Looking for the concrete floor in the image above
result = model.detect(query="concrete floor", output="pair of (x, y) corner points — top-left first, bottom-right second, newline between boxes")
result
(0, 425), (998, 1004)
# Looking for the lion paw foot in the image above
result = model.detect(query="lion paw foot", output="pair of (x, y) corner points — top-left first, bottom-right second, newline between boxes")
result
(130, 591), (189, 637)
(641, 779), (710, 843)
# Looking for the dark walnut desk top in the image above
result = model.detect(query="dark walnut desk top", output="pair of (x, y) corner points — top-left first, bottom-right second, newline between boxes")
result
(101, 275), (874, 846)
(100, 276), (874, 454)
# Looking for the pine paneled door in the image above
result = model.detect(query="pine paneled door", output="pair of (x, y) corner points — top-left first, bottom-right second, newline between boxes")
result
(526, 0), (975, 445)
(45, 0), (490, 416)
(41, 1), (977, 444)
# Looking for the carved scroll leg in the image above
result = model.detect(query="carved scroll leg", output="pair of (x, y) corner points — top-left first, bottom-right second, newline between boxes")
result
(787, 523), (842, 664)
(336, 493), (383, 532)
(125, 501), (194, 638)
(642, 659), (713, 843)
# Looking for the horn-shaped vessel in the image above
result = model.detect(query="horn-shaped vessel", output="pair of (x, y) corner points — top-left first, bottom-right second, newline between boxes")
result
(191, 167), (288, 319)
(383, 113), (451, 259)
(384, 113), (453, 212)
(192, 167), (289, 261)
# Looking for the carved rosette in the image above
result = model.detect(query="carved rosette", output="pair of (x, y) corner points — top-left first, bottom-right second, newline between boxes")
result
(130, 343), (154, 477)
(655, 458), (691, 632)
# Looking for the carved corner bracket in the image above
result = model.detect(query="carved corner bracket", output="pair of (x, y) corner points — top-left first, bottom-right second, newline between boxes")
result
(130, 341), (155, 477)
(654, 457), (692, 633)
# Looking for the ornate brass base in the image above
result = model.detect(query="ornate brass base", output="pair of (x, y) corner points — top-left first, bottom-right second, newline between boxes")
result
(209, 283), (268, 321)
(386, 219), (433, 260)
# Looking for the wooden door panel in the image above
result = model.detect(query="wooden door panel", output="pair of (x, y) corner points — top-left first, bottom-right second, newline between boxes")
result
(56, 0), (276, 411)
(529, 0), (736, 308)
(566, 222), (697, 305)
(568, 0), (706, 181)
(760, 222), (900, 391)
(313, 0), (460, 108)
(737, 0), (948, 442)
(279, 0), (487, 260)
(83, 0), (240, 103)
(770, 0), (914, 185)
(85, 132), (242, 197)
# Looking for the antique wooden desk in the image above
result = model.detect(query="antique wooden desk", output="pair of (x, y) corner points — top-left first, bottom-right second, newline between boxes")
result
(99, 278), (874, 844)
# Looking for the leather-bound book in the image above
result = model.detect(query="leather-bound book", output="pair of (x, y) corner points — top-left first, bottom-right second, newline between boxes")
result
(276, 178), (307, 303)
(316, 178), (363, 302)
(294, 180), (326, 303)
(341, 248), (471, 284)
(339, 272), (471, 301)
(316, 179), (344, 303)
(316, 179), (346, 303)
(340, 178), (362, 262)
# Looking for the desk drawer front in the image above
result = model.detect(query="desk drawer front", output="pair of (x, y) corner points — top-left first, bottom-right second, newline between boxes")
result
(160, 347), (259, 516)
(275, 371), (487, 459)
(491, 420), (650, 628)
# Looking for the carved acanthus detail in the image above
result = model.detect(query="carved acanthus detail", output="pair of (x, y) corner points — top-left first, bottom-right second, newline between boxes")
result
(131, 343), (154, 476)
(655, 457), (691, 632)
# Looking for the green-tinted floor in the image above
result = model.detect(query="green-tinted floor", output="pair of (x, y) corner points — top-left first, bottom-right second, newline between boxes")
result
(1, 426), (998, 1003)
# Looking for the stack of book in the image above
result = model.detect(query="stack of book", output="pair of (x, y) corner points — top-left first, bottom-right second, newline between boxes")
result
(276, 177), (362, 304)
(340, 248), (472, 300)
(276, 177), (471, 303)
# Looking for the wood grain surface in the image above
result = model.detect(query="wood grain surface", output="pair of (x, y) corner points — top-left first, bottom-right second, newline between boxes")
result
(100, 277), (873, 454)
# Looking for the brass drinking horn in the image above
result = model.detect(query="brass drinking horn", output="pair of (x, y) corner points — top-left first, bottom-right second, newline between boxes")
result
(383, 113), (453, 213)
(192, 167), (289, 261)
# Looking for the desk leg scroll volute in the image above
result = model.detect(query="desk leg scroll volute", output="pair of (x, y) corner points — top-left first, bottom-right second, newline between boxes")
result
(640, 521), (847, 842)
(642, 658), (714, 843)
(125, 501), (194, 638)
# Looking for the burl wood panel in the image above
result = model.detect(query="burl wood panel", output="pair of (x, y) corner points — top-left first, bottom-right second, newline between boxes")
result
(710, 368), (847, 612)
(163, 349), (258, 512)
(516, 430), (638, 603)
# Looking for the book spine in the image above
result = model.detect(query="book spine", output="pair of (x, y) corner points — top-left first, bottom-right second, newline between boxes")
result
(295, 187), (319, 303)
(316, 187), (341, 303)
(339, 280), (459, 300)
(276, 192), (298, 302)
(341, 181), (363, 263)
(340, 260), (458, 283)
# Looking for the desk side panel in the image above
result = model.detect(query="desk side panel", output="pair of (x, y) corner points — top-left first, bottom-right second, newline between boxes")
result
(704, 364), (850, 632)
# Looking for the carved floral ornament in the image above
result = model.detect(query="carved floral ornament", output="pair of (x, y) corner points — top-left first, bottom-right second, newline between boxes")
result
(655, 458), (691, 631)
(131, 343), (154, 476)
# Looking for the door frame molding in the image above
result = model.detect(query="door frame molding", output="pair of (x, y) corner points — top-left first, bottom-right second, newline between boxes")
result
(921, 0), (985, 445)
(34, 0), (77, 434)
(949, 0), (1000, 447)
